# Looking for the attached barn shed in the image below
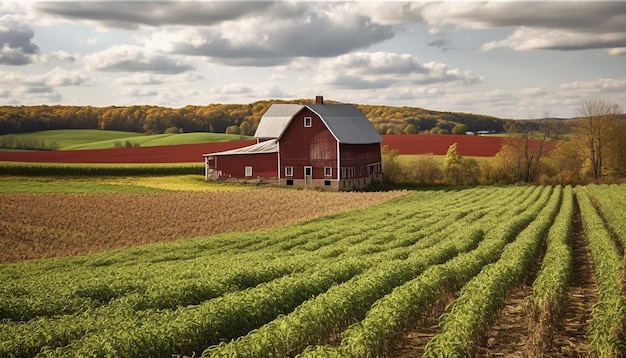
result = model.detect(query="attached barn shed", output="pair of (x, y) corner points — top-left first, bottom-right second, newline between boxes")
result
(203, 96), (383, 191)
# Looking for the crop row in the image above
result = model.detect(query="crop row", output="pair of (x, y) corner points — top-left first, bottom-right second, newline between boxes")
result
(203, 231), (473, 357)
(10, 185), (613, 357)
(527, 186), (574, 353)
(421, 186), (560, 356)
(576, 187), (625, 357)
(346, 187), (563, 357)
(296, 186), (550, 357)
(203, 187), (548, 356)
(0, 189), (406, 319)
(0, 186), (512, 322)
(0, 187), (535, 357)
(584, 183), (626, 248)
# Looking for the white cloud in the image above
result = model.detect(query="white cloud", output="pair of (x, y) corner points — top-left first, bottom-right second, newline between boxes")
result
(0, 1), (624, 119)
(0, 67), (92, 87)
(45, 67), (93, 86)
(140, 2), (396, 66)
(121, 88), (159, 98)
(314, 52), (482, 90)
(210, 83), (253, 95)
(481, 27), (626, 53)
(0, 13), (39, 65)
(35, 1), (273, 29)
(421, 2), (626, 55)
(84, 45), (194, 74)
(560, 78), (626, 92)
(114, 73), (162, 86)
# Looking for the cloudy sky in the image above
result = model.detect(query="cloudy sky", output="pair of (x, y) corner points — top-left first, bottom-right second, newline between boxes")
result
(1, 1), (625, 119)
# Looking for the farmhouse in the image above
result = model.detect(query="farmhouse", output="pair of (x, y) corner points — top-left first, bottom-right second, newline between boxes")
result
(203, 96), (383, 191)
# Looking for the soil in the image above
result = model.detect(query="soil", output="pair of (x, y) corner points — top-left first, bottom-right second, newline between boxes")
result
(387, 197), (597, 357)
(389, 287), (459, 357)
(547, 200), (597, 357)
(0, 190), (405, 263)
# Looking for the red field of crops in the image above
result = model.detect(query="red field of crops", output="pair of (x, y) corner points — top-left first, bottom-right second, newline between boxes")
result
(0, 140), (257, 163)
(0, 134), (503, 163)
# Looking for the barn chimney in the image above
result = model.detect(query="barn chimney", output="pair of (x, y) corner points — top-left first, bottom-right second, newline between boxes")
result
(315, 95), (324, 104)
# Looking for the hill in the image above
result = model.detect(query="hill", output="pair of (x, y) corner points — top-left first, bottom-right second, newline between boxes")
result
(0, 130), (251, 151)
(0, 101), (510, 137)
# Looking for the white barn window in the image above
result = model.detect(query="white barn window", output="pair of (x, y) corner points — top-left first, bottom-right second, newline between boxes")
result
(245, 166), (253, 177)
(324, 167), (332, 178)
(285, 166), (293, 177)
(304, 116), (312, 127)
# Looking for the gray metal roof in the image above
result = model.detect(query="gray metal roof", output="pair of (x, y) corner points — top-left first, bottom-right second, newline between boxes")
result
(308, 104), (383, 144)
(253, 104), (303, 139)
(253, 103), (383, 144)
(203, 139), (278, 157)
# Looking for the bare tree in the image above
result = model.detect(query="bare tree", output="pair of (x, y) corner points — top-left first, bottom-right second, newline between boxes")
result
(574, 98), (622, 180)
(501, 114), (556, 183)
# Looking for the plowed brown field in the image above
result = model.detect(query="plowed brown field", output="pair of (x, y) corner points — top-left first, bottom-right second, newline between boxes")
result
(0, 190), (405, 263)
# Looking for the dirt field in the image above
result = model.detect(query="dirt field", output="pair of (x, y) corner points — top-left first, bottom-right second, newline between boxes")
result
(0, 189), (406, 263)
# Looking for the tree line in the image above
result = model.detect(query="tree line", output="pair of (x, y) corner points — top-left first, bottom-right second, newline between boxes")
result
(382, 98), (626, 185)
(0, 100), (507, 136)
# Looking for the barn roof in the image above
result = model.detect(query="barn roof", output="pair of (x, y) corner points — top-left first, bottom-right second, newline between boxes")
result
(308, 104), (383, 144)
(254, 103), (383, 144)
(254, 104), (302, 140)
(203, 138), (278, 157)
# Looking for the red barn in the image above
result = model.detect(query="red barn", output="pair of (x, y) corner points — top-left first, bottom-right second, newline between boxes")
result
(203, 96), (383, 191)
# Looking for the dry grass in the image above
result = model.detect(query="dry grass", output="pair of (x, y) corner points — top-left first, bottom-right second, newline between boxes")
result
(0, 189), (406, 263)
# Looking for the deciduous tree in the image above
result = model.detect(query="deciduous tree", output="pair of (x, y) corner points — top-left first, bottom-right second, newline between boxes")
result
(574, 98), (622, 180)
(499, 117), (555, 183)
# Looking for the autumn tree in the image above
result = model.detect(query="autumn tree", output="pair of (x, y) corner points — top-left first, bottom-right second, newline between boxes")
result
(443, 143), (479, 185)
(499, 117), (556, 183)
(574, 98), (623, 180)
(381, 145), (401, 184)
(451, 123), (468, 134)
(403, 123), (418, 134)
(225, 125), (240, 134)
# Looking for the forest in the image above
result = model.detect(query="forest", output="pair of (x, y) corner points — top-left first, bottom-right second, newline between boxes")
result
(0, 99), (509, 136)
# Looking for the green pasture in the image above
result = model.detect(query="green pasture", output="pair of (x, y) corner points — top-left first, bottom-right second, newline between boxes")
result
(397, 154), (492, 165)
(0, 130), (136, 149)
(0, 129), (251, 151)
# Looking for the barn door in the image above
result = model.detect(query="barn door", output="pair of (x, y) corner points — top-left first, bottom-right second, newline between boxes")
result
(304, 166), (312, 186)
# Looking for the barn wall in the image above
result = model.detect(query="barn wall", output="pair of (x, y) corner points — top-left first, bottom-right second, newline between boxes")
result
(339, 143), (382, 178)
(279, 107), (337, 180)
(210, 153), (278, 179)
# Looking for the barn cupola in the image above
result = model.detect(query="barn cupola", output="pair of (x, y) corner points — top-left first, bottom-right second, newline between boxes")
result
(315, 95), (324, 104)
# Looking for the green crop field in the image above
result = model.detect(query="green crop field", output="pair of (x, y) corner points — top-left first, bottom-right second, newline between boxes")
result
(1, 184), (625, 357)
(0, 162), (205, 176)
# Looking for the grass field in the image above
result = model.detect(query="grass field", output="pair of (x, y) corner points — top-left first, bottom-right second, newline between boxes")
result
(1, 181), (625, 357)
(0, 175), (235, 193)
(0, 129), (251, 151)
